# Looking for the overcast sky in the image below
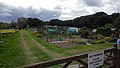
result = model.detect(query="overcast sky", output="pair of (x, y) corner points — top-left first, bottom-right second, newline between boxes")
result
(0, 0), (120, 22)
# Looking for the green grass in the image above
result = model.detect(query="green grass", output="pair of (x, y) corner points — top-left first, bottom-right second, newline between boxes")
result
(27, 30), (113, 56)
(0, 32), (27, 68)
(0, 30), (113, 68)
(27, 30), (65, 55)
(21, 30), (60, 68)
(21, 30), (52, 62)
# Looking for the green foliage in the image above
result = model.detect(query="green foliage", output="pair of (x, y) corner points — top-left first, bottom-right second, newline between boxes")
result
(95, 40), (105, 44)
(27, 18), (43, 28)
(17, 17), (28, 29)
(21, 30), (52, 63)
(104, 23), (114, 28)
(97, 27), (111, 37)
(80, 27), (89, 38)
(77, 41), (86, 45)
(88, 40), (105, 44)
(113, 17), (120, 29)
(32, 32), (37, 35)
(35, 33), (42, 38)
(0, 22), (10, 29)
(27, 30), (113, 57)
(104, 37), (113, 42)
(43, 30), (48, 36)
(88, 40), (96, 44)
(92, 35), (105, 40)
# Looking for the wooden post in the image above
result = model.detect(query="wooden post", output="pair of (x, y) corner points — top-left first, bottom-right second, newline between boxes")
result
(47, 36), (48, 42)
(113, 44), (117, 68)
(116, 43), (120, 68)
(117, 49), (120, 68)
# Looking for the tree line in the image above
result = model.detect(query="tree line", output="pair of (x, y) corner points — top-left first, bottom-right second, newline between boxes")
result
(1, 12), (120, 29)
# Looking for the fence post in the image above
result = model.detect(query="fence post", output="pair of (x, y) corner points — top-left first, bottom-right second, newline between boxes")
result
(47, 36), (48, 42)
(113, 44), (117, 68)
(116, 43), (120, 68)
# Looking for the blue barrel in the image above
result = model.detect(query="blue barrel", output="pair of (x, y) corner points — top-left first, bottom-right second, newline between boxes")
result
(117, 39), (120, 46)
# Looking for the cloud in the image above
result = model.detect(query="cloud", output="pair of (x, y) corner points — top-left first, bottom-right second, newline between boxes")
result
(0, 0), (120, 22)
(0, 2), (62, 22)
(80, 0), (103, 7)
(54, 5), (62, 10)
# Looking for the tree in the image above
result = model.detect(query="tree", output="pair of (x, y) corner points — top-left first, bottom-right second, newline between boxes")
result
(10, 19), (18, 29)
(17, 17), (28, 29)
(113, 17), (120, 29)
(97, 27), (111, 36)
(27, 18), (43, 27)
(0, 22), (10, 29)
(104, 23), (114, 28)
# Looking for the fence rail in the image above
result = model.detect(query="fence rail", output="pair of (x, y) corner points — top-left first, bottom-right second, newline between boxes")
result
(21, 46), (118, 68)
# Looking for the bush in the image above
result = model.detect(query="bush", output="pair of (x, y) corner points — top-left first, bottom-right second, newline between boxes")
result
(95, 40), (105, 44)
(92, 35), (105, 40)
(35, 33), (42, 38)
(104, 37), (113, 42)
(88, 39), (105, 44)
(69, 39), (77, 43)
(77, 41), (86, 45)
(32, 32), (37, 35)
(88, 40), (96, 44)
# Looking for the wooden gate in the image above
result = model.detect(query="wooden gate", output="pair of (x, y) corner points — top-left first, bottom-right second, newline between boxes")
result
(21, 44), (120, 68)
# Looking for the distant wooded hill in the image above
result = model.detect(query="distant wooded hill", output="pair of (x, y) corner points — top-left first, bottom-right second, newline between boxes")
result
(1, 12), (120, 29)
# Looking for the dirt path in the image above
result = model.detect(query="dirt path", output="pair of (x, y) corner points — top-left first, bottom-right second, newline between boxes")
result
(20, 30), (37, 64)
(24, 30), (62, 59)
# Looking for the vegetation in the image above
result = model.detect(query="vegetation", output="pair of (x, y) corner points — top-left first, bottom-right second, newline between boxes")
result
(21, 30), (51, 62)
(27, 30), (113, 56)
(0, 32), (27, 68)
(0, 29), (17, 34)
(1, 12), (120, 32)
(0, 11), (119, 68)
(0, 22), (10, 29)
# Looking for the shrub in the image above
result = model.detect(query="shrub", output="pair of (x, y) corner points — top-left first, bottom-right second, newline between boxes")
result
(35, 33), (42, 38)
(88, 39), (105, 44)
(77, 41), (86, 45)
(92, 35), (105, 40)
(104, 37), (113, 42)
(32, 32), (37, 35)
(88, 40), (96, 44)
(69, 39), (77, 43)
(95, 40), (105, 44)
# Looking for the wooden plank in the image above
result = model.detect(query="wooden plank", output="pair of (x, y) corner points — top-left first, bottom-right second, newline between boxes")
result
(77, 59), (87, 68)
(21, 53), (88, 68)
(76, 59), (87, 66)
(63, 61), (72, 68)
(21, 48), (115, 68)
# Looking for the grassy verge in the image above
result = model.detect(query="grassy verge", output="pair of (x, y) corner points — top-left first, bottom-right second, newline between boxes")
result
(21, 30), (60, 68)
(0, 32), (27, 68)
(27, 30), (65, 55)
(21, 30), (52, 62)
(27, 30), (113, 56)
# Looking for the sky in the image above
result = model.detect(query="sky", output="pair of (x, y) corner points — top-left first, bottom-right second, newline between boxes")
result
(0, 0), (120, 22)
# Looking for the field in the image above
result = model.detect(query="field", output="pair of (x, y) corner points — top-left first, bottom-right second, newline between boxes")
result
(0, 30), (113, 68)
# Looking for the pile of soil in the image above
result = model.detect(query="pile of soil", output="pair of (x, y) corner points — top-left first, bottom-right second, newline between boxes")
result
(55, 42), (77, 48)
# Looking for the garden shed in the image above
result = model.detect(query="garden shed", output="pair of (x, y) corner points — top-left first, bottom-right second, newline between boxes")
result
(67, 27), (78, 35)
(47, 26), (57, 34)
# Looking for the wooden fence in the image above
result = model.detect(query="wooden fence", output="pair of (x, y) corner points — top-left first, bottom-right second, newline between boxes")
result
(21, 44), (120, 68)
